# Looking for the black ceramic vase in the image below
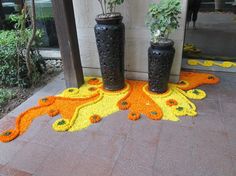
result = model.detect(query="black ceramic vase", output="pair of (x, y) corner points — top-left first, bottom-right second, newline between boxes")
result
(94, 15), (125, 91)
(148, 39), (175, 93)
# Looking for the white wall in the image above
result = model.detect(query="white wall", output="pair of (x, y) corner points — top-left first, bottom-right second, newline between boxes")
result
(72, 0), (187, 82)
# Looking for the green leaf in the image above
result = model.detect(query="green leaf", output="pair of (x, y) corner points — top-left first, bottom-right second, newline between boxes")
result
(146, 0), (181, 41)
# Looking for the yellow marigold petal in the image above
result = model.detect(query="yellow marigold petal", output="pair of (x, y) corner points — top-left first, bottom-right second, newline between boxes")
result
(185, 89), (206, 100)
(187, 59), (198, 66)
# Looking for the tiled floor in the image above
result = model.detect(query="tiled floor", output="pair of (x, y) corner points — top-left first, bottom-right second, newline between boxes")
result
(0, 71), (236, 176)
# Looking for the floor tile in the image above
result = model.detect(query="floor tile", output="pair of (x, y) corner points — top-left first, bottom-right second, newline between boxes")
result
(223, 115), (236, 157)
(0, 165), (32, 176)
(200, 84), (220, 100)
(84, 131), (126, 162)
(116, 138), (157, 169)
(127, 117), (162, 144)
(179, 112), (225, 132)
(111, 160), (153, 176)
(7, 142), (53, 173)
(193, 99), (221, 114)
(70, 154), (114, 176)
(154, 124), (196, 176)
(99, 111), (132, 136)
(0, 140), (26, 165)
(220, 101), (236, 117)
(55, 131), (90, 154)
(34, 147), (80, 176)
(30, 123), (64, 147)
(191, 128), (234, 176)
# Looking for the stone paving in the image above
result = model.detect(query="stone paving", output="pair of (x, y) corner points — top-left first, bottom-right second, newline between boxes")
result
(0, 71), (236, 176)
(185, 12), (236, 58)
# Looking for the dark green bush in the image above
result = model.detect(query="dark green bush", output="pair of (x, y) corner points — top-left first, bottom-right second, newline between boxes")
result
(0, 29), (46, 88)
(0, 88), (15, 107)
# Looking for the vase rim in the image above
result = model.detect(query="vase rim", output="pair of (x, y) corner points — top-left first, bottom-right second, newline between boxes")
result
(150, 39), (174, 48)
(95, 14), (123, 25)
(96, 13), (122, 20)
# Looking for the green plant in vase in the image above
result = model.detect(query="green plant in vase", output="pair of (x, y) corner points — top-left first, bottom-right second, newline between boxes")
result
(146, 0), (181, 93)
(146, 0), (181, 43)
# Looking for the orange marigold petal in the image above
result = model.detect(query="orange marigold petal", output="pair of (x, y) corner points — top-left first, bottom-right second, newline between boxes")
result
(166, 99), (178, 107)
(90, 115), (102, 123)
(47, 109), (60, 117)
(88, 78), (102, 85)
(128, 112), (141, 121)
(0, 129), (19, 143)
(38, 96), (56, 106)
(117, 100), (130, 110)
(147, 111), (162, 120)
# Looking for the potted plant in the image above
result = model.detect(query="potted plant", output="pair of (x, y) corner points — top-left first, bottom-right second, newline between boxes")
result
(146, 0), (181, 93)
(94, 0), (125, 91)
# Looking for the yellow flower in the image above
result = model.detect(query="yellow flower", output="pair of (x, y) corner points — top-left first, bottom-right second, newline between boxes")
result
(186, 89), (206, 100)
(52, 119), (70, 132)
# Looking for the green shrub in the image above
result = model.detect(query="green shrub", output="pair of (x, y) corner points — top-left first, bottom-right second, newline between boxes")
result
(146, 0), (181, 43)
(0, 88), (15, 106)
(0, 20), (45, 88)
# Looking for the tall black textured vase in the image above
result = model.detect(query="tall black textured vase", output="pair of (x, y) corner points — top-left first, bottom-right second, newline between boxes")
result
(148, 40), (175, 93)
(94, 15), (125, 91)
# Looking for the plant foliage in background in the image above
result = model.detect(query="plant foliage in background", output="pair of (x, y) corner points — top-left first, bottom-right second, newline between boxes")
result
(0, 6), (45, 88)
(0, 88), (15, 107)
(146, 0), (181, 43)
(97, 0), (124, 17)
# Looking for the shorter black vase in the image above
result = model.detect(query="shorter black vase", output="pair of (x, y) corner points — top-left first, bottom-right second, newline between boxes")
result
(148, 40), (175, 93)
(94, 15), (125, 91)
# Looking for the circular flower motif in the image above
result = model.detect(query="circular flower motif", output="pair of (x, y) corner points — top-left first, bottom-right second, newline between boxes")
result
(128, 112), (141, 121)
(90, 115), (102, 123)
(173, 106), (186, 116)
(186, 89), (206, 100)
(0, 129), (19, 143)
(166, 99), (178, 107)
(62, 88), (80, 97)
(88, 78), (102, 85)
(52, 119), (70, 132)
(38, 96), (56, 106)
(148, 111), (162, 120)
(117, 101), (130, 110)
(47, 109), (60, 117)
(177, 80), (190, 89)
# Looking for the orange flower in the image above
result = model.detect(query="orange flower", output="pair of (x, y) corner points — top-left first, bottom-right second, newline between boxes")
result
(47, 109), (60, 117)
(38, 96), (56, 106)
(166, 99), (178, 107)
(0, 129), (19, 143)
(90, 115), (102, 123)
(128, 112), (141, 121)
(117, 101), (130, 110)
(179, 71), (220, 91)
(88, 78), (102, 85)
(148, 111), (161, 120)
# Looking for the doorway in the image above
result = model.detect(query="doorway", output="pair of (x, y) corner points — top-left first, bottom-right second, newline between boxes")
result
(182, 0), (236, 72)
